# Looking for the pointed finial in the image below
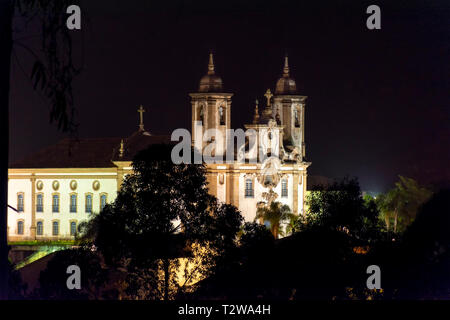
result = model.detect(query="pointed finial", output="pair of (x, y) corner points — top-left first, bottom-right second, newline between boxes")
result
(208, 52), (215, 75)
(253, 99), (260, 124)
(137, 105), (146, 131)
(119, 139), (125, 158)
(283, 55), (290, 77)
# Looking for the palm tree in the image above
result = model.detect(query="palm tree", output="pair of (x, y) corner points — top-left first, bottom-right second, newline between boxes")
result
(255, 201), (295, 239)
(377, 176), (432, 233)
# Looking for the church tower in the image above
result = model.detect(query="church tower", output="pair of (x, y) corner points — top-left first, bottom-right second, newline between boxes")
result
(273, 56), (308, 159)
(189, 53), (233, 157)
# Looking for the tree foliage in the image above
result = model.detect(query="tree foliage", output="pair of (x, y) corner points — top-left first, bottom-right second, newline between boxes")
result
(255, 201), (294, 238)
(78, 144), (243, 300)
(376, 176), (432, 233)
(304, 177), (381, 241)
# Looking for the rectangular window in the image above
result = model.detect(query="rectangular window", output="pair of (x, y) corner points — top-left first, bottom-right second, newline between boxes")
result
(100, 194), (107, 211)
(245, 179), (254, 198)
(70, 222), (77, 236)
(281, 179), (288, 197)
(52, 221), (59, 236)
(52, 195), (59, 213)
(85, 194), (92, 213)
(37, 222), (43, 236)
(17, 221), (24, 235)
(17, 194), (24, 212)
(70, 194), (77, 213)
(36, 194), (43, 212)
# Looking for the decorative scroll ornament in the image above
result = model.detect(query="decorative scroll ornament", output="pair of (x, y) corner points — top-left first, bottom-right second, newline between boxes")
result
(70, 180), (77, 191)
(52, 180), (59, 191)
(36, 180), (44, 191)
(262, 189), (278, 205)
(258, 156), (282, 188)
(92, 180), (100, 191)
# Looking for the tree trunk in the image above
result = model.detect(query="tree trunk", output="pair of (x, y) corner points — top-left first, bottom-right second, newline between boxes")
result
(163, 259), (169, 301)
(0, 0), (14, 300)
(393, 210), (398, 233)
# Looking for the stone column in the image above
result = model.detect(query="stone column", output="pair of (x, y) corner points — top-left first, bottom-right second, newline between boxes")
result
(225, 171), (239, 208)
(302, 171), (307, 216)
(30, 175), (36, 239)
(292, 173), (299, 215)
(301, 104), (306, 158)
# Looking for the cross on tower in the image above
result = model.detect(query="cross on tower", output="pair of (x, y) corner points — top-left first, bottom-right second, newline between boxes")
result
(264, 89), (273, 106)
(137, 105), (146, 131)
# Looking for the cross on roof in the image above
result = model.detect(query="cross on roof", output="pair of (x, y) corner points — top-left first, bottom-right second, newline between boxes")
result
(137, 105), (146, 131)
(264, 89), (273, 106)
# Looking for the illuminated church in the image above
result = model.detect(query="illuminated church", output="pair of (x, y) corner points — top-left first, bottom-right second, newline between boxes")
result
(7, 54), (310, 241)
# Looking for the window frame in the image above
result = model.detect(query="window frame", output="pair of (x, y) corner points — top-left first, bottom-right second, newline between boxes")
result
(52, 220), (59, 236)
(85, 193), (93, 213)
(245, 178), (254, 198)
(281, 179), (288, 198)
(17, 220), (24, 235)
(70, 220), (77, 236)
(17, 192), (24, 213)
(100, 193), (108, 211)
(69, 193), (77, 213)
(36, 220), (44, 236)
(36, 193), (44, 213)
(52, 193), (60, 213)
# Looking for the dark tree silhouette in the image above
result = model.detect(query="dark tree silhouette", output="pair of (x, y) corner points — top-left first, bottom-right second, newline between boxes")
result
(79, 144), (243, 300)
(0, 0), (80, 298)
(35, 247), (109, 300)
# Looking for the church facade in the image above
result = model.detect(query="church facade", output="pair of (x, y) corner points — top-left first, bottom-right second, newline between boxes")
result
(7, 54), (310, 241)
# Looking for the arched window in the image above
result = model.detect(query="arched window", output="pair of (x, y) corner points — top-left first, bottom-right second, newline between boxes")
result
(245, 179), (254, 198)
(52, 194), (60, 213)
(17, 194), (24, 212)
(219, 106), (225, 125)
(198, 106), (204, 123)
(17, 221), (24, 235)
(294, 108), (300, 127)
(281, 179), (288, 197)
(36, 194), (43, 212)
(37, 221), (43, 236)
(100, 194), (107, 211)
(85, 194), (92, 213)
(70, 222), (77, 236)
(70, 194), (77, 213)
(52, 221), (59, 236)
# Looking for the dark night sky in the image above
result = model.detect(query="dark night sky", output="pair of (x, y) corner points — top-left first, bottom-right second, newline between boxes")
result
(8, 0), (450, 192)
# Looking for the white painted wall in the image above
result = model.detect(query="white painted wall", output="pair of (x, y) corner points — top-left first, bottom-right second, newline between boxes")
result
(7, 173), (118, 240)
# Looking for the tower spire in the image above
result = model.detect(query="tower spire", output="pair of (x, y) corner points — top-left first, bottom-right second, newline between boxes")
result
(208, 52), (215, 75)
(283, 55), (290, 77)
(253, 99), (260, 124)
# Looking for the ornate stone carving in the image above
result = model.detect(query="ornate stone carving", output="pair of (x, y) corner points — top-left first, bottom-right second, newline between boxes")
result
(52, 180), (59, 191)
(70, 180), (77, 191)
(36, 180), (43, 191)
(257, 157), (282, 188)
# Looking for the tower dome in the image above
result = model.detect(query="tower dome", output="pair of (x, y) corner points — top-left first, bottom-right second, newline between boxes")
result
(275, 56), (297, 95)
(199, 53), (224, 93)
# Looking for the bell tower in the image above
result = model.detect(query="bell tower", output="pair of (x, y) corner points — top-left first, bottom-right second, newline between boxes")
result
(273, 56), (307, 158)
(189, 53), (233, 157)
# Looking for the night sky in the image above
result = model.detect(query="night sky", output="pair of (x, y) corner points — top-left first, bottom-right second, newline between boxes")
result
(8, 0), (450, 192)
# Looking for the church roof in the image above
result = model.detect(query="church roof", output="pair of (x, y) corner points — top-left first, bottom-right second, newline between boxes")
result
(111, 131), (172, 162)
(275, 56), (298, 95)
(198, 53), (224, 93)
(10, 132), (171, 169)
